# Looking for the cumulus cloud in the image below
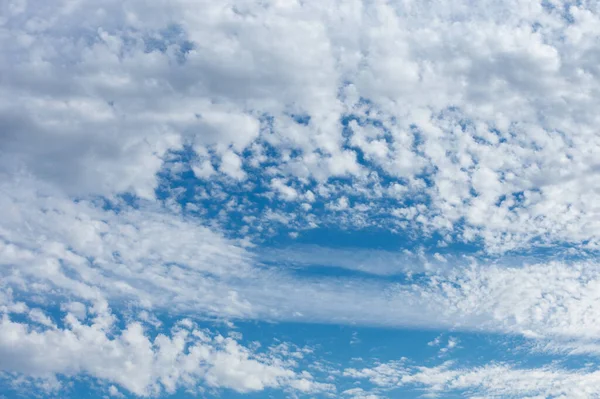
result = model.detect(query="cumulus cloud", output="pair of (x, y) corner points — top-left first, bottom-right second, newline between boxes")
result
(3, 0), (600, 396)
(2, 0), (600, 250)
(0, 298), (333, 397)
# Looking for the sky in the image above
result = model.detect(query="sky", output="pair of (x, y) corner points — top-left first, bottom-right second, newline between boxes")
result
(2, 0), (600, 398)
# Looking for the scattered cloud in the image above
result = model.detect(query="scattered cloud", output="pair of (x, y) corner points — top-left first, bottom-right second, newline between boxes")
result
(345, 360), (600, 398)
(3, 0), (600, 397)
(0, 303), (334, 397)
(4, 179), (600, 346)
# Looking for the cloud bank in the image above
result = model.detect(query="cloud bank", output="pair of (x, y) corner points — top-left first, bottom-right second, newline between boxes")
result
(3, 0), (600, 397)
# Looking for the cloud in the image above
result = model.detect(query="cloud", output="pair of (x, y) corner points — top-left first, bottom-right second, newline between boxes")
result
(342, 387), (383, 399)
(0, 302), (334, 397)
(108, 385), (125, 398)
(427, 335), (460, 357)
(258, 244), (453, 276)
(2, 0), (600, 251)
(219, 150), (247, 181)
(0, 178), (258, 315)
(4, 1), (600, 395)
(344, 360), (600, 399)
(5, 178), (600, 348)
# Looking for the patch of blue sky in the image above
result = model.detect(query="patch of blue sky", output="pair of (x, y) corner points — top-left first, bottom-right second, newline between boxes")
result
(155, 170), (479, 263)
(288, 113), (311, 126)
(541, 0), (579, 24)
(157, 149), (385, 225)
(262, 227), (481, 259)
(143, 24), (194, 63)
(152, 147), (487, 276)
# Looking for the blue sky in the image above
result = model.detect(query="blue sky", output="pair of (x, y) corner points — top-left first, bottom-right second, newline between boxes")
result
(2, 0), (600, 398)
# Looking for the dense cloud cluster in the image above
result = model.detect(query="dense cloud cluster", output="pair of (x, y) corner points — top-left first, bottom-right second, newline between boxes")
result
(3, 0), (600, 251)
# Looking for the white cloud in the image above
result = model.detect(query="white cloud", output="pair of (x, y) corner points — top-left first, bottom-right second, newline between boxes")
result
(438, 337), (459, 355)
(342, 387), (383, 399)
(345, 360), (600, 399)
(272, 178), (299, 201)
(2, 0), (600, 250)
(426, 335), (459, 356)
(4, 3), (600, 396)
(6, 179), (600, 348)
(191, 160), (216, 180)
(108, 385), (125, 398)
(27, 308), (54, 328)
(2, 182), (600, 397)
(60, 302), (87, 321)
(219, 150), (247, 181)
(0, 305), (334, 397)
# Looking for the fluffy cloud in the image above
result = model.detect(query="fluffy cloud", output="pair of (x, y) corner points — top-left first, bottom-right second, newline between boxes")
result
(2, 0), (600, 251)
(3, 0), (600, 396)
(0, 295), (333, 397)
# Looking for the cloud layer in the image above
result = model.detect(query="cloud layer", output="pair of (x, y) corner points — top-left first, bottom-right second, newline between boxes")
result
(4, 180), (600, 343)
(3, 0), (600, 251)
(3, 0), (600, 397)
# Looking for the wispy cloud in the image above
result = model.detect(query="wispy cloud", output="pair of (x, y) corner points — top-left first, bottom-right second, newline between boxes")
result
(344, 360), (600, 398)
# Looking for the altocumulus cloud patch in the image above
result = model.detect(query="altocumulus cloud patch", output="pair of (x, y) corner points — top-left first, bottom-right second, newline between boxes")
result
(2, 0), (600, 398)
